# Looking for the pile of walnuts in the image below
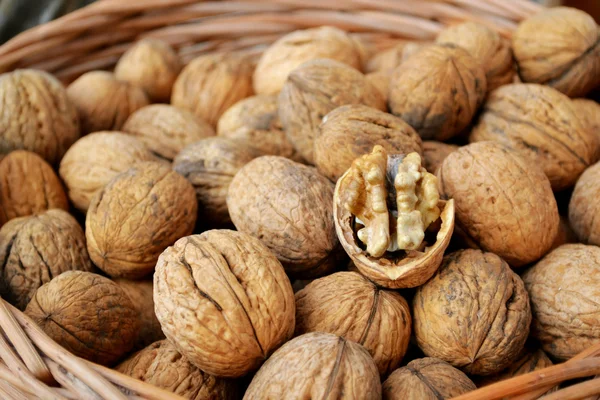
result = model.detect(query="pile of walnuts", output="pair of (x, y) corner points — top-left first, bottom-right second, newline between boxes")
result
(1, 6), (600, 400)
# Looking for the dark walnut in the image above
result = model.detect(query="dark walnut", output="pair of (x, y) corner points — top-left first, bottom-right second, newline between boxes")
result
(523, 244), (600, 360)
(422, 141), (459, 174)
(0, 209), (93, 310)
(512, 7), (600, 98)
(278, 58), (386, 164)
(438, 141), (559, 267)
(470, 83), (599, 191)
(334, 146), (454, 288)
(570, 162), (600, 245)
(67, 71), (149, 134)
(295, 271), (411, 375)
(25, 271), (139, 366)
(116, 340), (239, 400)
(414, 249), (531, 375)
(243, 332), (381, 400)
(154, 230), (295, 378)
(383, 357), (476, 400)
(227, 156), (344, 279)
(314, 104), (422, 182)
(86, 161), (197, 279)
(0, 150), (68, 226)
(389, 44), (486, 141)
(0, 69), (79, 165)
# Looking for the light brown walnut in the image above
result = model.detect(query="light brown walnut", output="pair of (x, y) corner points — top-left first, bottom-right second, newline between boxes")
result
(421, 141), (459, 174)
(573, 98), (600, 160)
(365, 42), (429, 74)
(569, 162), (600, 246)
(365, 72), (390, 103)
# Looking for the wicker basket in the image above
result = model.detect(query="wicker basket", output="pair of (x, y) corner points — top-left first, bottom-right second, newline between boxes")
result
(0, 1), (599, 399)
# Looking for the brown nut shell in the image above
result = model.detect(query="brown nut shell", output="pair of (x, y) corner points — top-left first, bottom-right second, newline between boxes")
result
(365, 42), (429, 74)
(422, 141), (459, 174)
(573, 98), (600, 137)
(570, 161), (600, 245)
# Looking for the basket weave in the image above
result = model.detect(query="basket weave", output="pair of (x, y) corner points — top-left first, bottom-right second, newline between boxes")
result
(1, 1), (599, 399)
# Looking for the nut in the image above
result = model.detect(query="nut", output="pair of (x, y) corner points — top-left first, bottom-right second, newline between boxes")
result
(154, 230), (295, 377)
(422, 141), (459, 174)
(86, 161), (197, 279)
(573, 98), (600, 161)
(365, 42), (428, 74)
(413, 249), (532, 375)
(25, 271), (139, 366)
(243, 332), (381, 400)
(569, 161), (600, 245)
(295, 271), (411, 375)
(365, 72), (390, 103)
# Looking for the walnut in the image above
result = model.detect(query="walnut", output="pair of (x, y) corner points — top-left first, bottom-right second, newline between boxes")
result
(0, 209), (93, 310)
(334, 146), (454, 288)
(523, 244), (600, 360)
(0, 150), (68, 226)
(25, 271), (139, 366)
(227, 156), (344, 278)
(551, 215), (578, 252)
(154, 230), (295, 377)
(573, 98), (600, 133)
(59, 131), (159, 213)
(414, 249), (531, 375)
(422, 141), (459, 174)
(86, 161), (197, 279)
(569, 161), (600, 245)
(278, 58), (386, 164)
(470, 84), (599, 191)
(512, 7), (600, 98)
(114, 39), (182, 103)
(382, 357), (476, 400)
(295, 271), (411, 376)
(389, 44), (486, 141)
(0, 69), (79, 165)
(365, 42), (428, 74)
(171, 53), (254, 127)
(253, 26), (363, 95)
(67, 71), (149, 134)
(314, 104), (422, 182)
(365, 72), (390, 103)
(243, 332), (381, 399)
(438, 141), (559, 267)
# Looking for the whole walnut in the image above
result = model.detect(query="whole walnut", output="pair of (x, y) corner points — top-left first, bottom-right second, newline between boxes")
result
(0, 69), (79, 165)
(243, 332), (381, 400)
(382, 357), (476, 400)
(512, 7), (600, 98)
(171, 53), (254, 127)
(154, 230), (295, 378)
(227, 156), (344, 278)
(253, 26), (363, 95)
(25, 271), (139, 366)
(413, 249), (531, 375)
(67, 71), (150, 134)
(116, 340), (239, 400)
(314, 104), (422, 182)
(59, 132), (159, 213)
(0, 209), (93, 310)
(470, 84), (599, 191)
(86, 161), (197, 279)
(365, 41), (428, 74)
(438, 141), (559, 267)
(295, 271), (411, 375)
(0, 150), (68, 226)
(569, 162), (600, 245)
(278, 58), (386, 164)
(422, 141), (459, 174)
(114, 39), (182, 103)
(523, 244), (600, 360)
(389, 44), (486, 141)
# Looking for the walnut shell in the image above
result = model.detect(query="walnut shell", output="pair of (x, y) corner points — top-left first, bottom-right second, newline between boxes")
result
(0, 69), (79, 165)
(365, 72), (390, 103)
(512, 7), (600, 98)
(365, 42), (429, 74)
(382, 357), (476, 400)
(171, 53), (254, 127)
(227, 156), (344, 279)
(253, 26), (363, 95)
(278, 58), (386, 164)
(0, 150), (68, 226)
(295, 271), (411, 375)
(314, 104), (423, 182)
(551, 215), (578, 252)
(0, 209), (93, 310)
(25, 271), (139, 365)
(438, 141), (559, 267)
(414, 249), (531, 375)
(154, 230), (295, 377)
(389, 44), (486, 141)
(523, 244), (600, 360)
(114, 39), (182, 103)
(569, 161), (600, 245)
(469, 84), (599, 191)
(573, 98), (600, 136)
(67, 71), (149, 134)
(422, 141), (459, 174)
(86, 161), (197, 279)
(243, 332), (381, 400)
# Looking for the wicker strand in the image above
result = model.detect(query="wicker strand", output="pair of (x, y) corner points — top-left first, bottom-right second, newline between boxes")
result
(541, 377), (600, 400)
